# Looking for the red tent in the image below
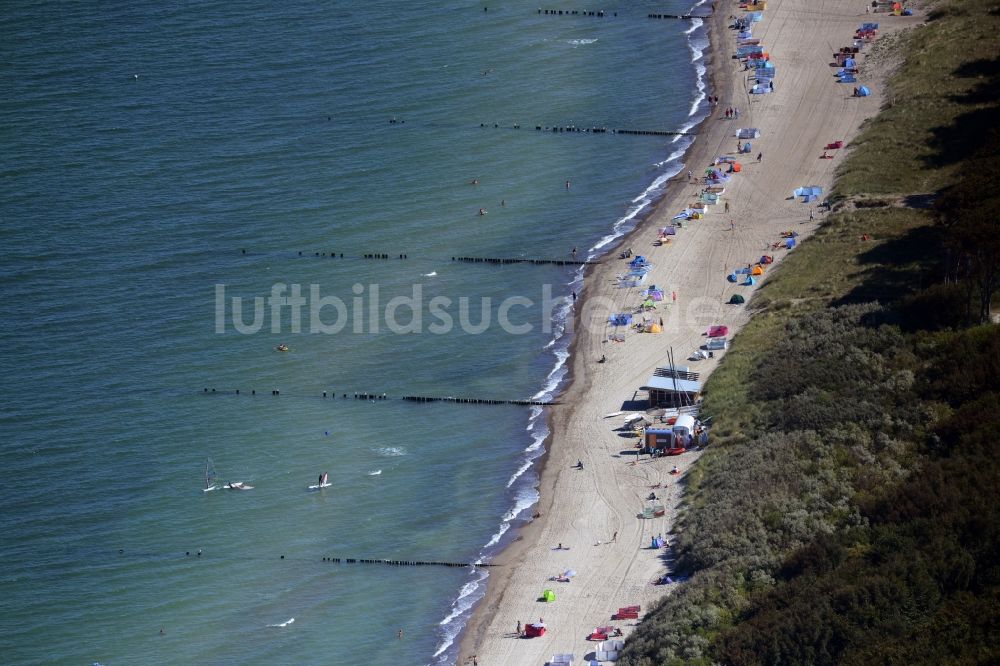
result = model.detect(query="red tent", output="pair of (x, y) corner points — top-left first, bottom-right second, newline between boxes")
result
(523, 623), (546, 638)
(708, 325), (729, 338)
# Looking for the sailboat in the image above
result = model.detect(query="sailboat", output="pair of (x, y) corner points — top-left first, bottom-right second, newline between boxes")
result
(308, 472), (331, 491)
(203, 458), (219, 492)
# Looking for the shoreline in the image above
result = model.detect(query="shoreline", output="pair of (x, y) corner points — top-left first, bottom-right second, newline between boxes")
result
(457, 0), (915, 663)
(455, 4), (730, 660)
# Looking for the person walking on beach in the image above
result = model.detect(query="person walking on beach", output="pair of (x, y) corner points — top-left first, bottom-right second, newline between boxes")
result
(724, 201), (730, 213)
(517, 621), (522, 637)
(757, 152), (762, 163)
(687, 169), (692, 182)
(735, 108), (740, 120)
(612, 531), (618, 542)
(730, 220), (736, 231)
(810, 208), (815, 221)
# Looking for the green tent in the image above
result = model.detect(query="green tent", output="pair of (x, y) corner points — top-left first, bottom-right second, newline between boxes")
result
(542, 589), (556, 602)
(729, 294), (746, 304)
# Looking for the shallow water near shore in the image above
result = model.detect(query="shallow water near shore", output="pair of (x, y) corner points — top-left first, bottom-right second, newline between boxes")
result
(0, 1), (708, 663)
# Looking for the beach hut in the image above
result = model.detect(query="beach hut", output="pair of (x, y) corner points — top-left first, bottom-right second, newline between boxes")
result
(642, 373), (701, 409)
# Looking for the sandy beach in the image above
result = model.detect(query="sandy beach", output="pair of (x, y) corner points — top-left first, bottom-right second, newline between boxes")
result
(459, 1), (921, 664)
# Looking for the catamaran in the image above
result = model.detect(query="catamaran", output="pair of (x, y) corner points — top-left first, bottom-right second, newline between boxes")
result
(308, 472), (331, 491)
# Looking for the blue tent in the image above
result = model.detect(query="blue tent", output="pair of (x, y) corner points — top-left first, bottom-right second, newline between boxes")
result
(743, 275), (757, 286)
(793, 186), (823, 203)
(786, 237), (796, 249)
(609, 313), (633, 326)
(728, 273), (739, 283)
(857, 85), (871, 96)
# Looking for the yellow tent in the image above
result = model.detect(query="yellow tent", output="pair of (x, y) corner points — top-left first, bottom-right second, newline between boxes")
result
(650, 324), (663, 334)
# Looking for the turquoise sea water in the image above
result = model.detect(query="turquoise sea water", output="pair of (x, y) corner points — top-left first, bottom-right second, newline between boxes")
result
(0, 1), (709, 663)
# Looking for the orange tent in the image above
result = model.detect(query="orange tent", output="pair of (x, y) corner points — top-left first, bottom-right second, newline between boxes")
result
(732, 163), (743, 173)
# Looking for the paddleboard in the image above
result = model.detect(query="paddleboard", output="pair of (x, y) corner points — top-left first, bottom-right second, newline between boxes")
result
(307, 482), (333, 490)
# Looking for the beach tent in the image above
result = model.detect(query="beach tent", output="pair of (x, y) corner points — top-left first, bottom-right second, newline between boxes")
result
(751, 265), (764, 275)
(629, 256), (650, 268)
(744, 275), (757, 286)
(642, 500), (666, 518)
(649, 323), (662, 334)
(524, 622), (546, 638)
(609, 313), (632, 326)
(708, 325), (729, 338)
(542, 588), (556, 602)
(728, 272), (739, 283)
(641, 298), (655, 310)
(736, 127), (761, 139)
(759, 255), (773, 264)
(548, 653), (574, 665)
(729, 294), (746, 304)
(751, 84), (771, 94)
(793, 186), (823, 202)
(786, 237), (796, 249)
(857, 85), (871, 96)
(647, 288), (664, 301)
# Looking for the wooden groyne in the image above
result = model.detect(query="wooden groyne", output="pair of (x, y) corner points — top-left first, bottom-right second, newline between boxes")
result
(477, 124), (696, 136)
(537, 9), (615, 17)
(402, 395), (558, 406)
(452, 256), (597, 266)
(647, 13), (711, 20)
(200, 389), (557, 406)
(321, 557), (495, 568)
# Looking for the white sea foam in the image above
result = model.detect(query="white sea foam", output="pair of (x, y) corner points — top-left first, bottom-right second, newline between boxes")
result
(430, 6), (713, 663)
(368, 469), (382, 476)
(267, 618), (295, 628)
(431, 567), (489, 659)
(567, 38), (598, 46)
(373, 446), (405, 457)
(424, 271), (437, 277)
